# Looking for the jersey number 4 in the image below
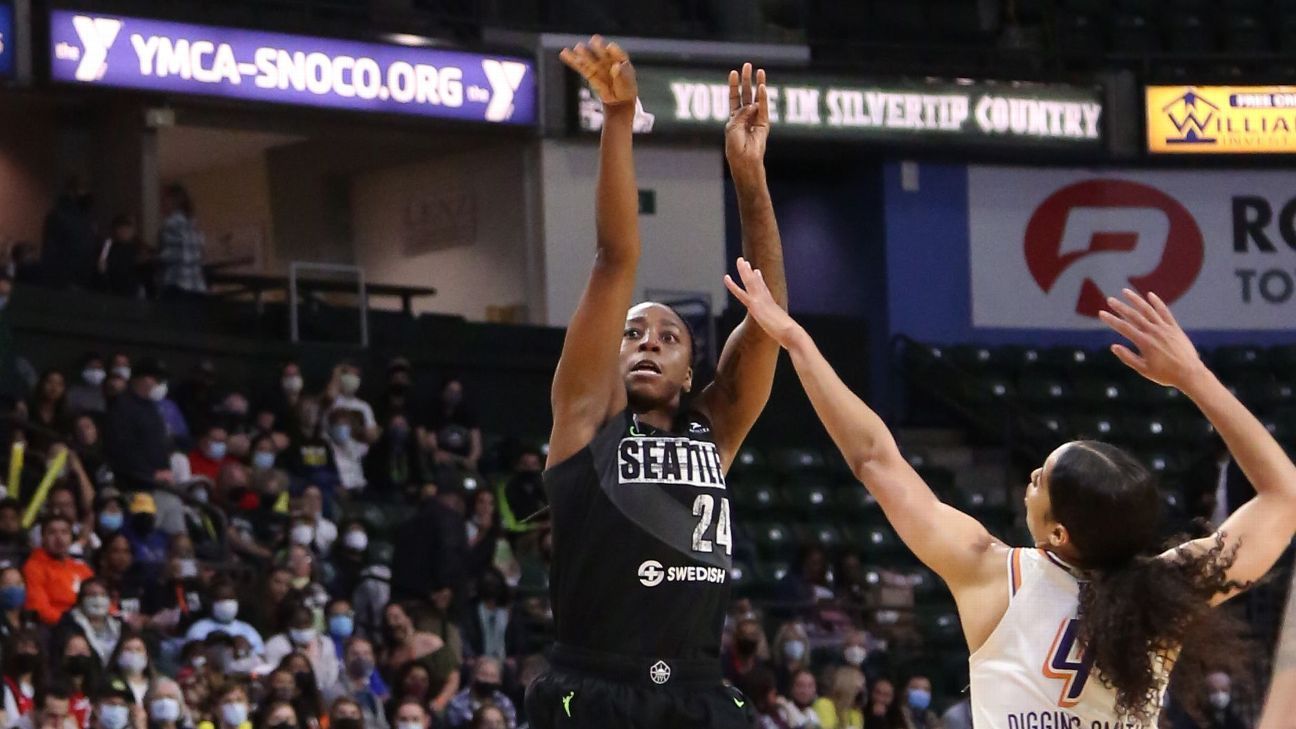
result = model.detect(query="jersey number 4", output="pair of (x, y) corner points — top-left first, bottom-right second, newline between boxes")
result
(691, 495), (733, 555)
(1043, 617), (1095, 708)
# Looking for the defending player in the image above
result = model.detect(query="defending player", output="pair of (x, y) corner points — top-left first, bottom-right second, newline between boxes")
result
(725, 264), (1296, 728)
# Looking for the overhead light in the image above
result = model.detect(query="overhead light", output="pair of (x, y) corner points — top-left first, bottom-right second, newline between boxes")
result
(382, 33), (439, 47)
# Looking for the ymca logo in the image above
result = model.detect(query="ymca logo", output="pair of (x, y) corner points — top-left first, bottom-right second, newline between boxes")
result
(481, 60), (528, 122)
(69, 15), (121, 82)
(1160, 88), (1219, 145)
(1023, 179), (1204, 317)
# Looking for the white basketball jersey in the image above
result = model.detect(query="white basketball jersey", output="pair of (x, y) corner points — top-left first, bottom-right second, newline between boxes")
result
(969, 548), (1166, 729)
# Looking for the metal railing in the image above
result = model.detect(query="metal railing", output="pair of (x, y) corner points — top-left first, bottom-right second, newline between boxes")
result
(288, 261), (369, 348)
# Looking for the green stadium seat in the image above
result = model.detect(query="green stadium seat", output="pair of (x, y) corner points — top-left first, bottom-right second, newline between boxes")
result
(1017, 375), (1073, 407)
(1124, 378), (1186, 407)
(1122, 415), (1177, 445)
(731, 478), (780, 514)
(750, 521), (795, 557)
(835, 485), (880, 518)
(949, 345), (999, 371)
(919, 607), (965, 650)
(1070, 414), (1123, 441)
(770, 448), (827, 475)
(1041, 346), (1097, 371)
(732, 445), (766, 472)
(964, 376), (1015, 404)
(1030, 413), (1070, 440)
(370, 540), (395, 566)
(782, 481), (834, 516)
(796, 524), (844, 551)
(1073, 378), (1128, 407)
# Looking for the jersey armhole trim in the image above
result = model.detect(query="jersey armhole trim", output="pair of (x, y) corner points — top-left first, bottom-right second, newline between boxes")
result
(1009, 547), (1023, 600)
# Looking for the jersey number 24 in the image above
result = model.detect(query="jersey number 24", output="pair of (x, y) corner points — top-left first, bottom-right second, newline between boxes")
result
(691, 494), (733, 555)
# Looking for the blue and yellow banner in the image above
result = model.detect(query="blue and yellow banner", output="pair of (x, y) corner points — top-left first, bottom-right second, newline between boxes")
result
(1147, 85), (1296, 153)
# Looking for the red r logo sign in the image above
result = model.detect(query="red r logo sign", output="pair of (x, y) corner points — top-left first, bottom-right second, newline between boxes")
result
(1023, 180), (1204, 317)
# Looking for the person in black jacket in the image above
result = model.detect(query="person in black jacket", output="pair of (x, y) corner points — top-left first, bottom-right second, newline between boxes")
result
(97, 214), (145, 298)
(104, 358), (172, 492)
(460, 569), (526, 665)
(41, 178), (98, 290)
(390, 484), (468, 619)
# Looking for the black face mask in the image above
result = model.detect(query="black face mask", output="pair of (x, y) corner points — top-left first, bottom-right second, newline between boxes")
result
(735, 637), (759, 656)
(64, 655), (96, 676)
(472, 681), (500, 697)
(131, 514), (155, 534)
(12, 653), (39, 674)
(333, 719), (362, 729)
(268, 723), (295, 729)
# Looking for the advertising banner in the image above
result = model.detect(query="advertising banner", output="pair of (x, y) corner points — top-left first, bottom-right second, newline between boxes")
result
(968, 166), (1296, 330)
(49, 10), (536, 124)
(578, 65), (1103, 149)
(0, 3), (13, 79)
(1147, 85), (1296, 153)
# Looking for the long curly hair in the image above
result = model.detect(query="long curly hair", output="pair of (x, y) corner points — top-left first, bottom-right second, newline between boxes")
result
(1047, 441), (1254, 725)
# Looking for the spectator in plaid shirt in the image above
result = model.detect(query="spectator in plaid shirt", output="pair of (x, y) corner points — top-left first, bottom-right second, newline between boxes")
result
(157, 184), (205, 297)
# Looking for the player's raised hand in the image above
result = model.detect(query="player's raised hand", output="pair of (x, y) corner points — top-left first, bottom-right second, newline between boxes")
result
(1098, 288), (1207, 390)
(559, 35), (637, 106)
(725, 63), (770, 180)
(725, 257), (798, 347)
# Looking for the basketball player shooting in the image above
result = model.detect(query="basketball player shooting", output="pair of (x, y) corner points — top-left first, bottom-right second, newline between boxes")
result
(725, 266), (1296, 728)
(524, 38), (787, 729)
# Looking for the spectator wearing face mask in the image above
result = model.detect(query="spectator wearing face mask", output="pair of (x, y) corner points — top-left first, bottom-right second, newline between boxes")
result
(105, 633), (155, 705)
(144, 678), (188, 729)
(121, 494), (168, 582)
(723, 617), (772, 686)
(326, 521), (368, 601)
(188, 426), (233, 483)
(460, 570), (525, 666)
(24, 515), (95, 625)
(262, 601), (339, 694)
(262, 362), (305, 436)
(91, 680), (140, 729)
(67, 354), (108, 416)
(142, 537), (202, 632)
(2, 631), (46, 724)
(1169, 671), (1247, 729)
(184, 581), (264, 657)
(294, 487), (335, 557)
(422, 378), (481, 474)
(362, 414), (430, 502)
(323, 638), (387, 729)
(323, 600), (355, 659)
(772, 621), (812, 696)
(323, 410), (367, 495)
(104, 359), (174, 492)
(248, 435), (281, 480)
(898, 675), (940, 729)
(445, 657), (516, 729)
(94, 533), (147, 623)
(815, 666), (865, 729)
(54, 578), (123, 667)
(324, 363), (379, 444)
(499, 449), (546, 533)
(390, 700), (429, 729)
(197, 684), (251, 729)
(0, 569), (36, 644)
(778, 669), (823, 729)
(839, 630), (870, 675)
(60, 632), (102, 727)
(325, 698), (363, 729)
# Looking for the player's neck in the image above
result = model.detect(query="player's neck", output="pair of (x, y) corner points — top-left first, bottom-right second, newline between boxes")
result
(633, 409), (676, 433)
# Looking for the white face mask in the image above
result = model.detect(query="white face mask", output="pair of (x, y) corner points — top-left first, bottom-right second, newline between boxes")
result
(343, 530), (369, 552)
(212, 599), (239, 623)
(783, 639), (807, 662)
(289, 627), (317, 646)
(282, 375), (303, 394)
(112, 366), (131, 380)
(149, 382), (169, 402)
(1209, 691), (1231, 710)
(117, 650), (148, 675)
(83, 368), (106, 386)
(220, 702), (248, 727)
(290, 525), (315, 546)
(149, 698), (181, 723)
(83, 596), (111, 618)
(98, 704), (130, 729)
(397, 722), (424, 729)
(339, 373), (361, 395)
(843, 645), (867, 666)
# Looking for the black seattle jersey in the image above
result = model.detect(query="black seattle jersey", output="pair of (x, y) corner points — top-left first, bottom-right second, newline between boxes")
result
(544, 409), (733, 660)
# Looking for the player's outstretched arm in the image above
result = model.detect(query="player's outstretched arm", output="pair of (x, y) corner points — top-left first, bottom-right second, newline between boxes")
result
(723, 260), (1001, 589)
(548, 36), (641, 467)
(701, 64), (788, 471)
(1100, 290), (1296, 604)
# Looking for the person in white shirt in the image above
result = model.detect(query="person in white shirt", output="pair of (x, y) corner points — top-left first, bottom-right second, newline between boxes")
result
(299, 486), (337, 556)
(727, 274), (1296, 727)
(184, 581), (264, 656)
(262, 600), (340, 694)
(325, 363), (380, 444)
